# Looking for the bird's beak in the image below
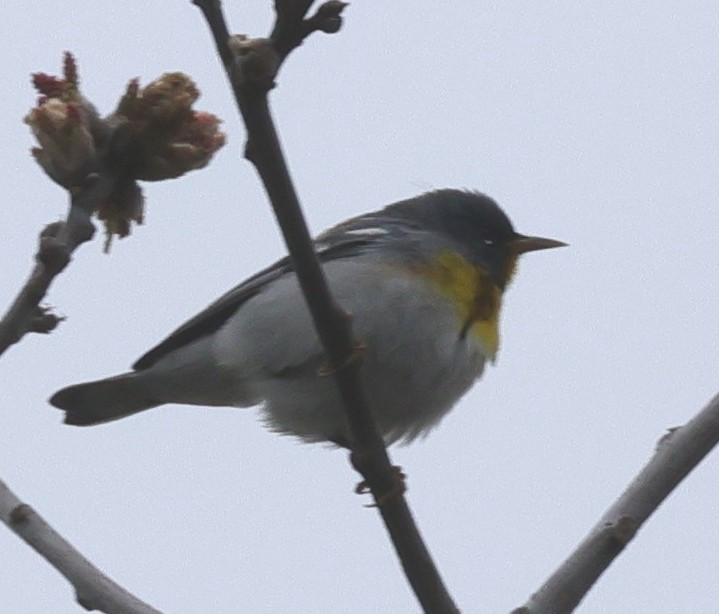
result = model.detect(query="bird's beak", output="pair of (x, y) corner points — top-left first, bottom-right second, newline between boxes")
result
(511, 234), (568, 254)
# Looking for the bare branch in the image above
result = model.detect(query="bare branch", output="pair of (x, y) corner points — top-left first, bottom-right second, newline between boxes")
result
(514, 393), (719, 614)
(0, 172), (112, 357)
(271, 1), (348, 60)
(194, 1), (459, 612)
(0, 479), (162, 614)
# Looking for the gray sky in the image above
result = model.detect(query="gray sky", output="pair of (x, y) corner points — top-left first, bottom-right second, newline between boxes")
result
(2, 1), (719, 612)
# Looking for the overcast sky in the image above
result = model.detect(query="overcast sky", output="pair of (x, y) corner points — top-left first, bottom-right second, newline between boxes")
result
(2, 2), (719, 613)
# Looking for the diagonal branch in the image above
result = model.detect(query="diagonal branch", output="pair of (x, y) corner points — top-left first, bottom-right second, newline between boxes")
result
(0, 172), (116, 357)
(0, 478), (162, 614)
(513, 393), (719, 614)
(194, 1), (459, 612)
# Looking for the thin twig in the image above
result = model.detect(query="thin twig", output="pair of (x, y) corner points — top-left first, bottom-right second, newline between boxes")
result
(0, 479), (162, 614)
(194, 1), (459, 612)
(0, 172), (115, 357)
(513, 393), (719, 614)
(271, 0), (347, 60)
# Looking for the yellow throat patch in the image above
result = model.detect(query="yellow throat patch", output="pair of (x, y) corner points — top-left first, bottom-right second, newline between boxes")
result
(419, 249), (515, 361)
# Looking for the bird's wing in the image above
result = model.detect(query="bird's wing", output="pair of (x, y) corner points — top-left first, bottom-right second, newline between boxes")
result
(132, 234), (377, 371)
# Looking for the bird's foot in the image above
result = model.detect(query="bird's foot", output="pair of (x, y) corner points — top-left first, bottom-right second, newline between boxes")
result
(317, 339), (366, 376)
(354, 465), (406, 507)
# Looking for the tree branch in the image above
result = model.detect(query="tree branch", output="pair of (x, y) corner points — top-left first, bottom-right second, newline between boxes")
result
(0, 478), (162, 614)
(271, 0), (347, 60)
(1, 57), (227, 613)
(513, 393), (719, 614)
(0, 172), (115, 357)
(194, 1), (459, 612)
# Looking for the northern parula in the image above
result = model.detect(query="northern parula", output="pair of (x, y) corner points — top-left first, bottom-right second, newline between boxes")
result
(51, 189), (565, 445)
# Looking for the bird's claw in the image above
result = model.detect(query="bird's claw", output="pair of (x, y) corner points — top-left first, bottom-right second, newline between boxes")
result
(355, 465), (406, 507)
(317, 339), (366, 376)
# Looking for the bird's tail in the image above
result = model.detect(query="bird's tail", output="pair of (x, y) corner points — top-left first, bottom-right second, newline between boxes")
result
(50, 372), (161, 426)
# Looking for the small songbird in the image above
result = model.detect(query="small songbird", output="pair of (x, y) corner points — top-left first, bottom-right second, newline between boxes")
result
(50, 189), (565, 445)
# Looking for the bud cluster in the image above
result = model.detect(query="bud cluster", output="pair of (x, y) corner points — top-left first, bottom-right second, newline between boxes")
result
(26, 53), (226, 250)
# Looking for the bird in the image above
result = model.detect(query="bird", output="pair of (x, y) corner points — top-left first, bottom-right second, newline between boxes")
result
(50, 189), (565, 446)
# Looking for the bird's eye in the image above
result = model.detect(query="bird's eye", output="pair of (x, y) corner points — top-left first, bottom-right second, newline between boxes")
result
(483, 239), (494, 246)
